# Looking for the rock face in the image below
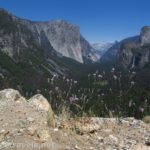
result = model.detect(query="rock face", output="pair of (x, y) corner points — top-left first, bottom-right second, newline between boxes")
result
(101, 27), (150, 69)
(100, 37), (139, 66)
(0, 9), (95, 63)
(140, 26), (150, 44)
(117, 30), (150, 69)
(100, 41), (121, 65)
(35, 20), (84, 63)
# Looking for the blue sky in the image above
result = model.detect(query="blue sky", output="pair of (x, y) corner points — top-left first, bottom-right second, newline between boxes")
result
(0, 0), (150, 43)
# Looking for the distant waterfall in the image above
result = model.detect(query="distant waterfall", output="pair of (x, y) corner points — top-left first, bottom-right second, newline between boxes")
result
(131, 56), (135, 69)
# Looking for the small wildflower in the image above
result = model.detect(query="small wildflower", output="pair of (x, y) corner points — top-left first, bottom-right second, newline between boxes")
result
(66, 79), (70, 82)
(145, 99), (148, 103)
(0, 73), (4, 79)
(47, 78), (50, 83)
(113, 75), (117, 80)
(55, 86), (59, 91)
(111, 67), (115, 72)
(49, 90), (52, 94)
(131, 81), (135, 86)
(139, 107), (144, 113)
(88, 74), (91, 77)
(101, 93), (105, 96)
(53, 74), (57, 77)
(98, 74), (103, 78)
(69, 95), (79, 103)
(109, 88), (112, 92)
(112, 110), (115, 113)
(132, 71), (136, 75)
(37, 89), (41, 94)
(74, 80), (77, 84)
(51, 77), (54, 82)
(93, 73), (96, 76)
(63, 76), (66, 80)
(129, 100), (132, 107)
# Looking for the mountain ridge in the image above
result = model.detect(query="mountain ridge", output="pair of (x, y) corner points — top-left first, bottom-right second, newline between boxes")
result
(0, 8), (102, 96)
(0, 8), (98, 63)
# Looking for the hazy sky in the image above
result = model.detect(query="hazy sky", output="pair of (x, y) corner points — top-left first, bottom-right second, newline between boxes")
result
(0, 0), (150, 43)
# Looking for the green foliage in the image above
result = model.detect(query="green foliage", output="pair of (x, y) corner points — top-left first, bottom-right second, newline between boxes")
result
(41, 68), (150, 119)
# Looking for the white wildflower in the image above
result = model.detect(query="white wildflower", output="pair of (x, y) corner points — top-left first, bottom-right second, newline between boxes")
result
(93, 73), (96, 76)
(66, 79), (70, 82)
(139, 107), (144, 113)
(129, 100), (132, 107)
(55, 86), (59, 91)
(98, 74), (103, 78)
(113, 75), (117, 80)
(74, 80), (77, 84)
(131, 81), (135, 86)
(101, 93), (105, 96)
(111, 68), (115, 72)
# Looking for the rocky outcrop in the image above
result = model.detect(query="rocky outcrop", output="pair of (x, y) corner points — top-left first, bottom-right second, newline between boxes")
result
(0, 89), (26, 102)
(0, 88), (55, 129)
(0, 89), (150, 150)
(29, 94), (52, 112)
(29, 94), (56, 127)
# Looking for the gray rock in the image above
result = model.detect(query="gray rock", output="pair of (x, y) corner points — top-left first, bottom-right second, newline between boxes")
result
(29, 94), (56, 128)
(140, 26), (150, 44)
(0, 89), (21, 102)
(26, 125), (37, 136)
(37, 129), (51, 143)
(0, 9), (96, 64)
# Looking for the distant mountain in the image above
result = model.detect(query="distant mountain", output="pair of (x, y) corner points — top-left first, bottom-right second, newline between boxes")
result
(100, 37), (139, 65)
(100, 41), (121, 65)
(89, 27), (150, 96)
(0, 8), (98, 64)
(117, 27), (150, 69)
(92, 41), (114, 52)
(0, 8), (100, 94)
(100, 31), (150, 89)
(91, 42), (114, 60)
